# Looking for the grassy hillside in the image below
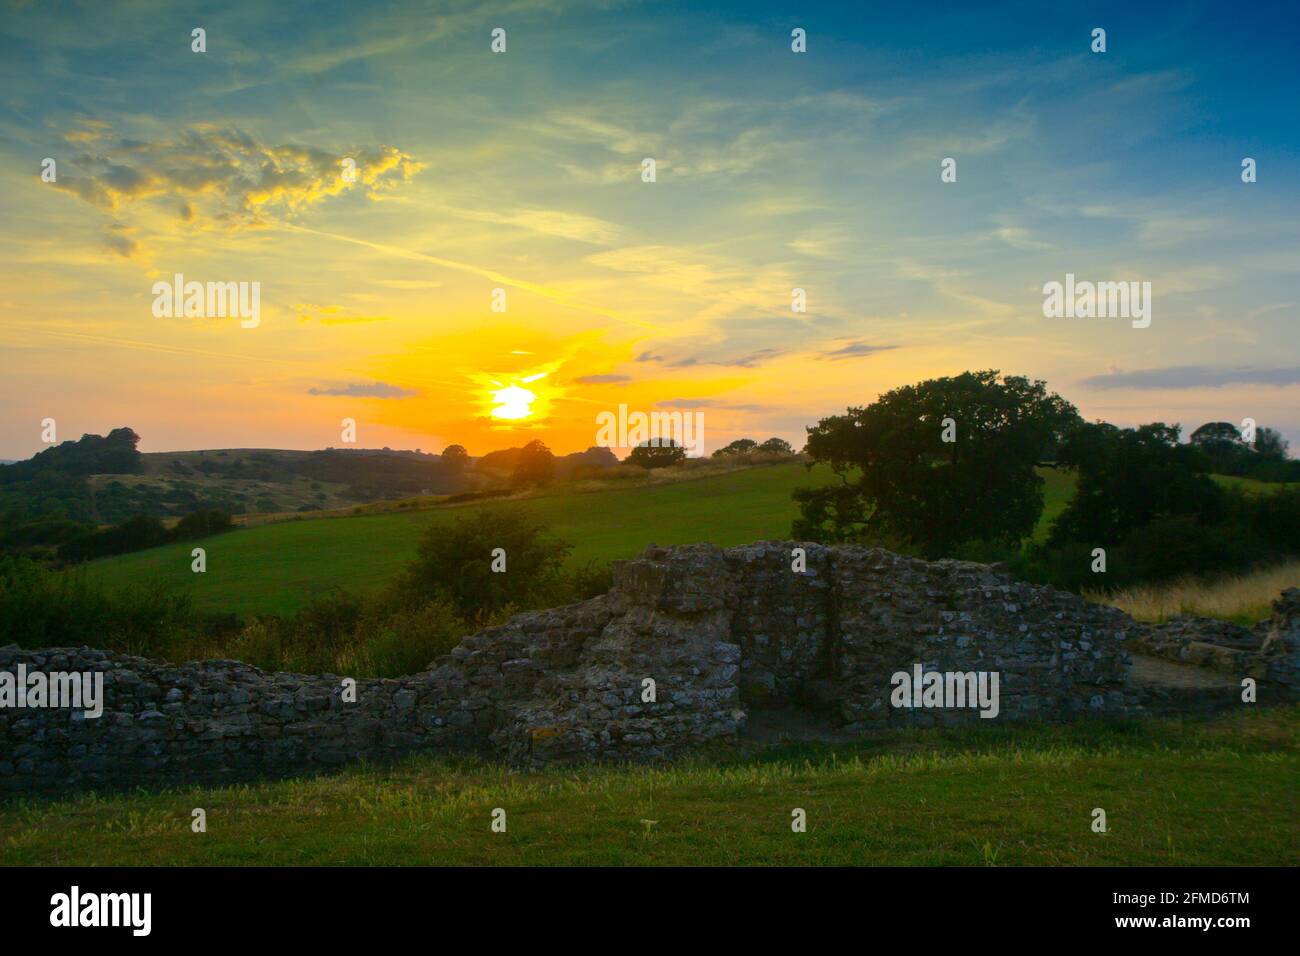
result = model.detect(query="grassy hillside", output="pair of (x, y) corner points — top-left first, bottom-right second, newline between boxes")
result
(77, 463), (1278, 620)
(2, 706), (1293, 866)
(84, 462), (849, 616)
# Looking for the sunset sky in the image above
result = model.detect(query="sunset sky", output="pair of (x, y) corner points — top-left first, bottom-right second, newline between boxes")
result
(1, 0), (1297, 460)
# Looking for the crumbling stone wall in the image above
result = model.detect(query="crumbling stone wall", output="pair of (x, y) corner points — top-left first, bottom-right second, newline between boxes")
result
(1128, 588), (1300, 689)
(1261, 589), (1300, 690)
(3, 544), (1294, 795)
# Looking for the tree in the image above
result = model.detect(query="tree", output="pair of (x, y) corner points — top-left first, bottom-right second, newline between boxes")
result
(1047, 422), (1224, 547)
(1189, 421), (1249, 474)
(397, 507), (571, 619)
(627, 439), (686, 469)
(511, 439), (555, 488)
(711, 438), (757, 458)
(1190, 421), (1242, 445)
(441, 444), (470, 471)
(1254, 426), (1289, 460)
(758, 437), (794, 454)
(1, 427), (143, 484)
(793, 371), (1080, 555)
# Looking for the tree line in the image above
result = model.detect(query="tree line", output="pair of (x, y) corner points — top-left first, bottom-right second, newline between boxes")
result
(792, 370), (1299, 590)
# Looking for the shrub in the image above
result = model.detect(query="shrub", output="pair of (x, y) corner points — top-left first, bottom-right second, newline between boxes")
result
(1028, 485), (1300, 592)
(442, 489), (513, 503)
(1048, 422), (1223, 548)
(396, 507), (571, 620)
(571, 464), (643, 482)
(0, 556), (200, 656)
(57, 515), (169, 563)
(339, 600), (468, 676)
(559, 560), (614, 603)
(171, 508), (233, 540)
(221, 591), (472, 678)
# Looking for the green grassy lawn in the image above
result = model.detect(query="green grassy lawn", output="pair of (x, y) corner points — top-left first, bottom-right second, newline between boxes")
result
(2, 706), (1294, 866)
(1212, 474), (1296, 494)
(84, 463), (1078, 618)
(83, 463), (837, 616)
(1034, 466), (1074, 542)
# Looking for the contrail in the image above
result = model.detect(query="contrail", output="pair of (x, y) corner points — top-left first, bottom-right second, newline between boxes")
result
(275, 222), (660, 331)
(6, 323), (288, 365)
(5, 323), (479, 393)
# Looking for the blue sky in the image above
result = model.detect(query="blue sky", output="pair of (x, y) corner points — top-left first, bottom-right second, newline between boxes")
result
(0, 0), (1297, 456)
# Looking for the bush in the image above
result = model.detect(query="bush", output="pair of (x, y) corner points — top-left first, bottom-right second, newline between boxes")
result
(571, 464), (644, 482)
(396, 507), (571, 620)
(171, 508), (233, 540)
(1242, 487), (1300, 551)
(53, 509), (232, 567)
(1111, 514), (1260, 584)
(339, 599), (468, 676)
(0, 556), (201, 656)
(1049, 422), (1223, 548)
(560, 560), (614, 602)
(221, 590), (472, 678)
(442, 489), (514, 503)
(1028, 485), (1300, 592)
(57, 515), (168, 563)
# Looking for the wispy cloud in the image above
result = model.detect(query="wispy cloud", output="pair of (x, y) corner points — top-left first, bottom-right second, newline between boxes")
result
(1080, 366), (1300, 390)
(295, 304), (393, 326)
(818, 342), (899, 361)
(653, 399), (766, 412)
(637, 347), (785, 369)
(574, 374), (631, 384)
(308, 382), (417, 398)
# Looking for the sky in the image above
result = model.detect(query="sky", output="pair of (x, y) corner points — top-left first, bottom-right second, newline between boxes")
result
(1, 0), (1297, 459)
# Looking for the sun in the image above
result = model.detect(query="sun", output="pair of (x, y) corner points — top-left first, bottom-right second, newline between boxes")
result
(490, 383), (537, 420)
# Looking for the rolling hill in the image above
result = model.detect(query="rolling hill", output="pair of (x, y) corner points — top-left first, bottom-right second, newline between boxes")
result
(84, 462), (1078, 618)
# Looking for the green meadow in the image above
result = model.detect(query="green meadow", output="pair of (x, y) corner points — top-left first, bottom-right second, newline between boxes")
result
(2, 707), (1293, 866)
(84, 462), (1078, 618)
(22, 465), (1297, 868)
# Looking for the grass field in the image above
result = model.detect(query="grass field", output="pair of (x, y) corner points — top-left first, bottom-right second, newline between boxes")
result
(1093, 560), (1300, 625)
(84, 463), (1078, 618)
(2, 706), (1293, 866)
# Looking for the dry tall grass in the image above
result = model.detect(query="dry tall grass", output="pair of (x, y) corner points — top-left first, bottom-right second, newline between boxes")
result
(1091, 560), (1300, 624)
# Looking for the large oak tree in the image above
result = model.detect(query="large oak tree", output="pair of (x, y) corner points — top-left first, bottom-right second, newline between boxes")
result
(793, 371), (1079, 556)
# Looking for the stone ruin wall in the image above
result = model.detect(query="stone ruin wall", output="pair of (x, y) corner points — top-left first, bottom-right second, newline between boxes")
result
(3, 542), (1296, 796)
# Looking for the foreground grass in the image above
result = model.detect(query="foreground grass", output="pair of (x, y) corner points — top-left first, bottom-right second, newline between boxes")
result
(2, 707), (1294, 866)
(1094, 560), (1300, 625)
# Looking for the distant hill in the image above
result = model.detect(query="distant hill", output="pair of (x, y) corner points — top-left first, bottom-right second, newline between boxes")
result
(0, 428), (146, 525)
(475, 445), (618, 479)
(0, 429), (618, 527)
(1, 427), (143, 482)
